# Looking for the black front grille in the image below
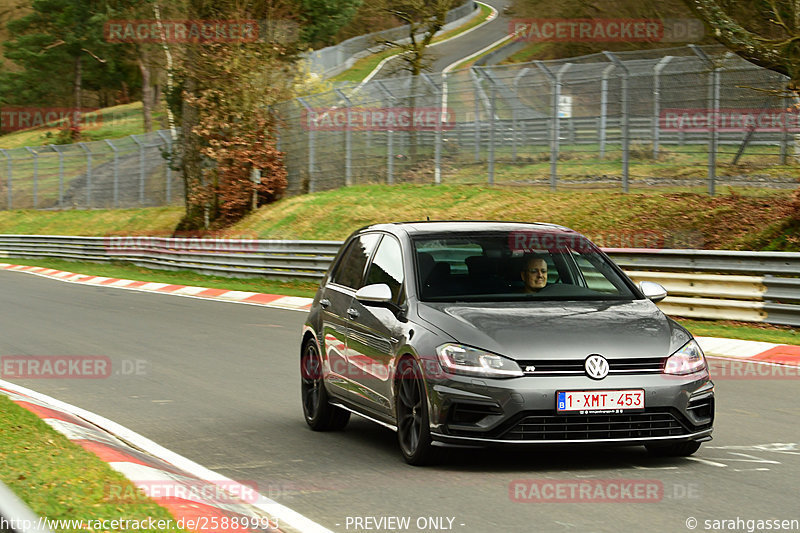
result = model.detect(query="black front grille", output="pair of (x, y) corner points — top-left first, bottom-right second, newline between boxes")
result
(497, 409), (688, 441)
(517, 357), (665, 376)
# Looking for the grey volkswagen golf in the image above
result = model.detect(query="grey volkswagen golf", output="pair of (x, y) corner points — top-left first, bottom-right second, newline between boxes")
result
(300, 222), (714, 465)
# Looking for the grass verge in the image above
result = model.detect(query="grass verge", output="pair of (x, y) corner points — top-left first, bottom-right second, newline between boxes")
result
(0, 394), (187, 533)
(227, 183), (798, 251)
(0, 102), (163, 149)
(0, 207), (184, 236)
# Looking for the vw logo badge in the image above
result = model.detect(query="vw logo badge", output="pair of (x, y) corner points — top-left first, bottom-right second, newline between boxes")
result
(585, 355), (609, 380)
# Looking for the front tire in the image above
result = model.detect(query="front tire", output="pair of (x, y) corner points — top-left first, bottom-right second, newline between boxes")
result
(645, 440), (702, 457)
(301, 340), (350, 431)
(396, 358), (436, 465)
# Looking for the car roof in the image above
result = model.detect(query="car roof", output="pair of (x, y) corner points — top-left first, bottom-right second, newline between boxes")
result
(355, 221), (580, 237)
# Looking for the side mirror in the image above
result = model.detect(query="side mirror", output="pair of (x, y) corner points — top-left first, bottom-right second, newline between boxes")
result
(355, 283), (393, 305)
(639, 281), (667, 303)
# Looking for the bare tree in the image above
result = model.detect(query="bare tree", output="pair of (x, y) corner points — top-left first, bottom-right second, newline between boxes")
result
(684, 1), (800, 207)
(682, 0), (799, 87)
(374, 0), (457, 165)
(377, 0), (457, 76)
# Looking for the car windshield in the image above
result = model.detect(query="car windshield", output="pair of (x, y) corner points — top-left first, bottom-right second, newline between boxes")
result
(413, 230), (637, 302)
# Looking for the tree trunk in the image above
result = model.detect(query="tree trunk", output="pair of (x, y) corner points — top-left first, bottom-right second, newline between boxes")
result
(177, 46), (209, 230)
(138, 50), (154, 133)
(74, 54), (82, 111)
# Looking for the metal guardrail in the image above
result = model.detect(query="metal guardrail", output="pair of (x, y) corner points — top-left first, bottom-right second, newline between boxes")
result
(0, 479), (54, 533)
(1, 235), (798, 326)
(606, 248), (800, 276)
(0, 235), (342, 280)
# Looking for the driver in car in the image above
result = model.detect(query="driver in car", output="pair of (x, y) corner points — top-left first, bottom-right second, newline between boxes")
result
(521, 256), (548, 293)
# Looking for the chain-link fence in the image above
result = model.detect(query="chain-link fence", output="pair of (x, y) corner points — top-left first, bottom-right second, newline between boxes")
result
(3, 45), (797, 211)
(0, 131), (182, 210)
(277, 44), (799, 195)
(305, 0), (477, 78)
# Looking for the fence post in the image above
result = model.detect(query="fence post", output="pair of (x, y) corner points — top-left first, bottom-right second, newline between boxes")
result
(25, 147), (38, 208)
(422, 74), (443, 185)
(335, 89), (353, 187)
(377, 81), (396, 185)
(49, 145), (64, 207)
(476, 68), (497, 185)
(535, 61), (561, 191)
(603, 52), (630, 193)
(0, 148), (10, 209)
(599, 63), (614, 159)
(156, 131), (172, 204)
(105, 139), (120, 207)
(297, 97), (316, 193)
(131, 135), (146, 205)
(470, 68), (483, 162)
(710, 67), (720, 196)
(652, 56), (673, 159)
(690, 45), (718, 196)
(780, 90), (790, 165)
(79, 142), (92, 207)
(512, 68), (530, 162)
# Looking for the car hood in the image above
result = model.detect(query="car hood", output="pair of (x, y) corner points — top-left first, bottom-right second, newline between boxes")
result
(416, 300), (690, 360)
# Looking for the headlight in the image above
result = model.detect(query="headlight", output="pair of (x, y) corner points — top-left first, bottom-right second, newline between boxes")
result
(436, 343), (523, 378)
(664, 339), (707, 375)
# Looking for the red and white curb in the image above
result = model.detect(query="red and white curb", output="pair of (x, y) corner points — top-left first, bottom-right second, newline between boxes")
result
(0, 379), (332, 533)
(0, 263), (315, 312)
(697, 337), (800, 367)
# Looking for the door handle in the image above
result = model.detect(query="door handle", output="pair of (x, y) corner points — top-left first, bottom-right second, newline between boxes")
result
(320, 298), (331, 309)
(347, 308), (359, 319)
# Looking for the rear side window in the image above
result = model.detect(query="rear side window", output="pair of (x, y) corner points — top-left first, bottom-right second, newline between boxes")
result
(330, 234), (381, 289)
(365, 235), (405, 303)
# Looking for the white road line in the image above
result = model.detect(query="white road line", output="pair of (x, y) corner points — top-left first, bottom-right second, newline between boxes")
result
(721, 452), (780, 464)
(0, 379), (335, 533)
(358, 2), (497, 89)
(685, 457), (728, 468)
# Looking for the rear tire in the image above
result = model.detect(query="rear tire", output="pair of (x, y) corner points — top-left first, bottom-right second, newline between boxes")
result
(301, 340), (350, 431)
(395, 358), (436, 466)
(645, 440), (702, 457)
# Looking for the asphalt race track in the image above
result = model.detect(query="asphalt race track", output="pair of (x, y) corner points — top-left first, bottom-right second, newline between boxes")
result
(376, 0), (514, 79)
(2, 270), (799, 532)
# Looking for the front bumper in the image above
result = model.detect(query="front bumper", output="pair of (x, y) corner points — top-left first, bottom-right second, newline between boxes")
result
(426, 371), (714, 446)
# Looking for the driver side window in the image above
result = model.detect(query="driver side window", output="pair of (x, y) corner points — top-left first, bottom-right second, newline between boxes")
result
(331, 234), (381, 290)
(365, 235), (405, 304)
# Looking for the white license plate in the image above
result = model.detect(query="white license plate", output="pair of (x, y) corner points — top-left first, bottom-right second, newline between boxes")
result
(557, 389), (645, 414)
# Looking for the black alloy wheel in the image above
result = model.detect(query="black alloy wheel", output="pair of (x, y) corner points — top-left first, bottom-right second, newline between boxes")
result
(301, 340), (350, 431)
(396, 358), (435, 465)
